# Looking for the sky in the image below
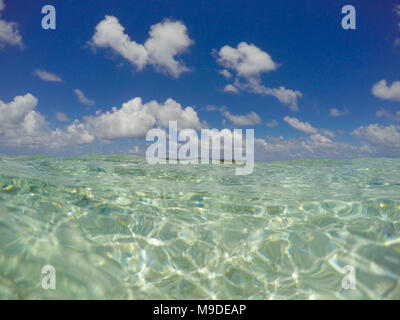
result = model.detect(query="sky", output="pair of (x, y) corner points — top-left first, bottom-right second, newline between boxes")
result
(0, 0), (400, 160)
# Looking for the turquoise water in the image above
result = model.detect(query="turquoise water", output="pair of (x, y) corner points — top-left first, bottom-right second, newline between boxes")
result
(0, 154), (399, 299)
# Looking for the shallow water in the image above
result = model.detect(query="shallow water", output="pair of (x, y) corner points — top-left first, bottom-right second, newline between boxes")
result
(0, 155), (399, 299)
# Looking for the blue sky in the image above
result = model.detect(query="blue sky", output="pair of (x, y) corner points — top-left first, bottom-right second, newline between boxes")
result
(1, 0), (400, 160)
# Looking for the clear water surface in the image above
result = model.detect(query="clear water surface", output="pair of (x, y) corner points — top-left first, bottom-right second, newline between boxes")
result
(0, 155), (399, 299)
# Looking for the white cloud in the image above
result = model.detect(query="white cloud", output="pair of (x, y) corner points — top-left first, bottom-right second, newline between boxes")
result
(329, 107), (349, 117)
(219, 69), (231, 79)
(306, 134), (334, 148)
(0, 94), (207, 149)
(266, 119), (278, 128)
(267, 87), (301, 112)
(255, 134), (358, 161)
(319, 128), (336, 139)
(206, 104), (261, 126)
(55, 112), (69, 122)
(215, 42), (301, 111)
(84, 97), (205, 141)
(394, 7), (400, 45)
(144, 19), (193, 76)
(372, 80), (400, 102)
(0, 94), (94, 148)
(223, 84), (239, 93)
(0, 1), (23, 49)
(223, 111), (261, 126)
(376, 108), (400, 122)
(376, 108), (389, 118)
(91, 16), (147, 68)
(217, 42), (278, 77)
(0, 94), (39, 127)
(284, 116), (318, 134)
(3, 94), (400, 159)
(283, 116), (335, 139)
(394, 4), (400, 17)
(34, 69), (62, 82)
(256, 122), (400, 160)
(352, 124), (400, 150)
(245, 82), (302, 112)
(90, 16), (193, 77)
(50, 121), (95, 147)
(74, 89), (95, 106)
(205, 105), (226, 112)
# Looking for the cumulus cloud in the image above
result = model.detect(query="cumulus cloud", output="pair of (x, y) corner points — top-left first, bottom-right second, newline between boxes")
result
(319, 128), (335, 139)
(90, 16), (193, 77)
(223, 111), (261, 126)
(0, 0), (23, 49)
(74, 89), (95, 106)
(55, 112), (69, 122)
(0, 94), (94, 148)
(216, 42), (278, 77)
(267, 87), (301, 112)
(219, 69), (231, 79)
(3, 94), (400, 160)
(223, 84), (239, 93)
(0, 94), (206, 149)
(283, 116), (336, 140)
(34, 69), (62, 82)
(372, 80), (400, 102)
(284, 116), (318, 134)
(244, 81), (301, 112)
(376, 108), (400, 122)
(84, 97), (205, 141)
(329, 107), (349, 117)
(255, 134), (358, 161)
(266, 119), (278, 128)
(205, 104), (261, 126)
(0, 94), (40, 128)
(352, 124), (400, 150)
(215, 42), (302, 111)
